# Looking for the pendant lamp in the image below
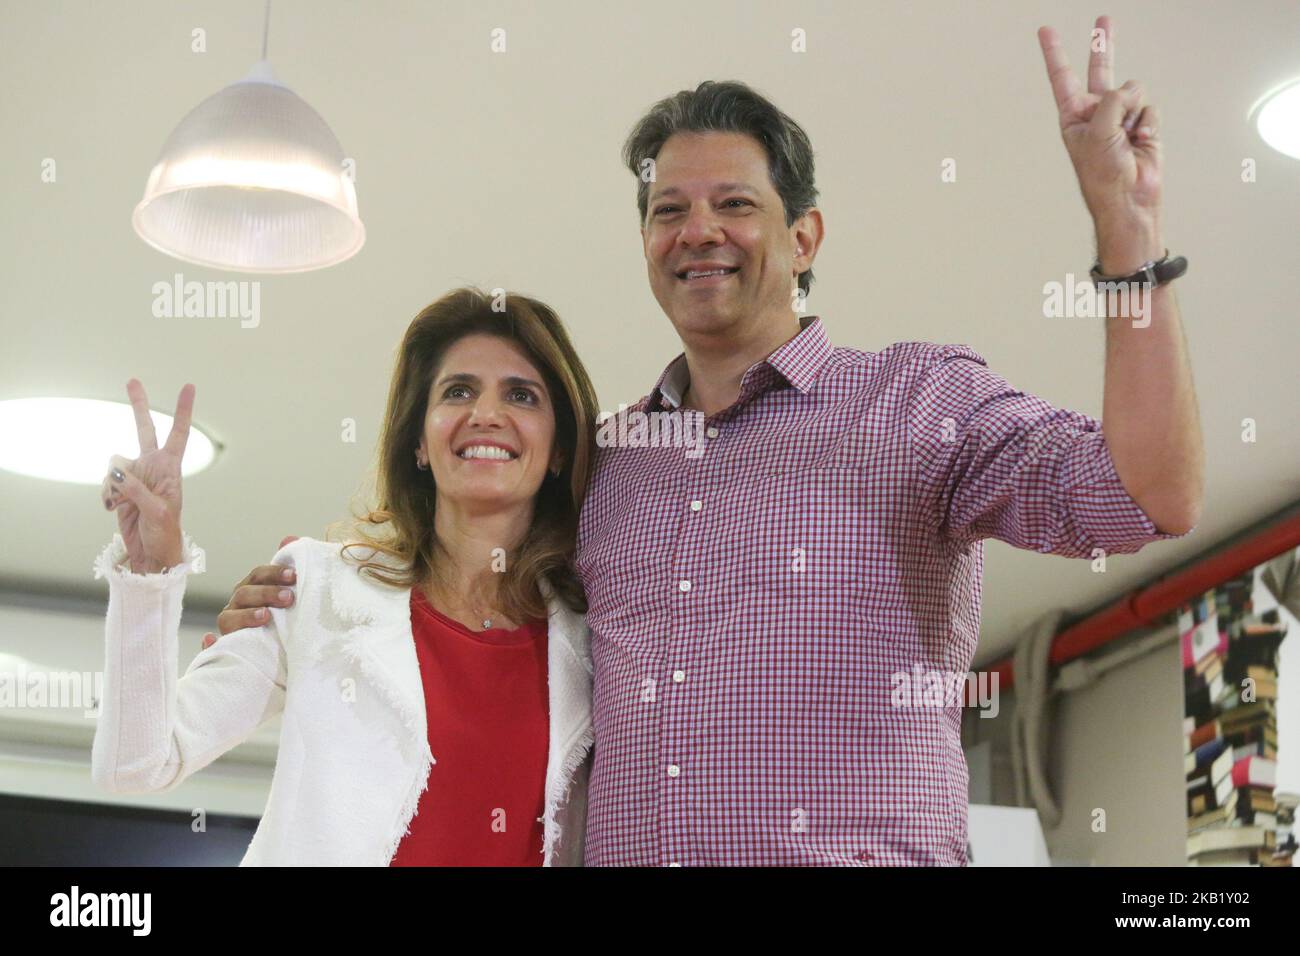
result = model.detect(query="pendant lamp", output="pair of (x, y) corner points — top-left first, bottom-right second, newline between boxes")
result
(132, 1), (364, 273)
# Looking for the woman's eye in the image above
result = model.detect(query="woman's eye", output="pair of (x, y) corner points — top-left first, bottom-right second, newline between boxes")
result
(509, 388), (537, 403)
(445, 385), (471, 399)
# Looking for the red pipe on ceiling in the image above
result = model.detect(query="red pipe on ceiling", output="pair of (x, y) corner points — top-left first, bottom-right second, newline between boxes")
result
(983, 506), (1300, 693)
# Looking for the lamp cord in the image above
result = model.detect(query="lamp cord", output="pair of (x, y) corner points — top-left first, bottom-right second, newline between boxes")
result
(260, 0), (271, 60)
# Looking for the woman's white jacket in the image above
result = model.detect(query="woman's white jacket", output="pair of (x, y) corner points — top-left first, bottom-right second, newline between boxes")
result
(90, 534), (594, 866)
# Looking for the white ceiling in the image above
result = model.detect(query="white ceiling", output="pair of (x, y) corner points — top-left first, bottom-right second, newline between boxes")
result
(2, 0), (1298, 666)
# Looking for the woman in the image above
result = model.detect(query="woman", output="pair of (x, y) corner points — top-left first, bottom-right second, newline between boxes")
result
(92, 288), (600, 866)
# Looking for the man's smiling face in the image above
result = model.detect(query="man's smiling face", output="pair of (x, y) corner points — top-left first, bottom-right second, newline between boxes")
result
(641, 131), (803, 343)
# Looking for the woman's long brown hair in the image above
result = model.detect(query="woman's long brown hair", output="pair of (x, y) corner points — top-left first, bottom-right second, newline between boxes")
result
(330, 287), (599, 619)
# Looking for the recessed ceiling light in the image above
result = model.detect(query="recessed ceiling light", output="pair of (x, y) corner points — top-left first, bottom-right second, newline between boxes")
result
(0, 397), (218, 485)
(1250, 78), (1300, 160)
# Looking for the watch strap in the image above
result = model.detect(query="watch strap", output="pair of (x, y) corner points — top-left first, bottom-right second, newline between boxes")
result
(1090, 249), (1188, 288)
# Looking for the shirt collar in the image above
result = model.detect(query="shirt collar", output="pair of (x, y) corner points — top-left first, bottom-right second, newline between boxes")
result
(649, 314), (832, 412)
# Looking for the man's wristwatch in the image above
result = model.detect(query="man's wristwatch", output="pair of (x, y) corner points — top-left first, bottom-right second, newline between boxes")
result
(1090, 249), (1189, 288)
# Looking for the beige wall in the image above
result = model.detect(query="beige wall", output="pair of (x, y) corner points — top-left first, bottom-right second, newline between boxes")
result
(966, 622), (1187, 866)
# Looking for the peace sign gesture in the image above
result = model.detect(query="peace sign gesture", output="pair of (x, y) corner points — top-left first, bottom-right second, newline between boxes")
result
(102, 379), (195, 574)
(1037, 15), (1162, 242)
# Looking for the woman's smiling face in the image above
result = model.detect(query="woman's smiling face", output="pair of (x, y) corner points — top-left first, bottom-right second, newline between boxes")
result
(419, 333), (560, 512)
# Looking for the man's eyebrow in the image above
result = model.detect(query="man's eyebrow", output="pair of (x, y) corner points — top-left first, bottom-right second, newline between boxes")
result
(647, 182), (760, 204)
(434, 372), (546, 391)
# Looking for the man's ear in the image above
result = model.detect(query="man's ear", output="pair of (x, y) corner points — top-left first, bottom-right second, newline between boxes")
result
(792, 208), (825, 275)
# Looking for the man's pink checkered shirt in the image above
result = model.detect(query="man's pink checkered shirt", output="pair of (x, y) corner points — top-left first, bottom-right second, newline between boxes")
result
(575, 315), (1191, 865)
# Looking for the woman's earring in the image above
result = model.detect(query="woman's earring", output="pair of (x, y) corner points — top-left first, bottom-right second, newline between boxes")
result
(415, 450), (429, 471)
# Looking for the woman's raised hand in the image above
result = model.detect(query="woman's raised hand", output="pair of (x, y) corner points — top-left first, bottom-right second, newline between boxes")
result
(102, 379), (195, 574)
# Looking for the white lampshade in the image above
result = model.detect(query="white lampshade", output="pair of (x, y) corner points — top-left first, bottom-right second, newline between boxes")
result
(132, 60), (365, 273)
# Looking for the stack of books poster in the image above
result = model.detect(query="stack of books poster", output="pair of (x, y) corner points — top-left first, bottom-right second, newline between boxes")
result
(1182, 568), (1291, 866)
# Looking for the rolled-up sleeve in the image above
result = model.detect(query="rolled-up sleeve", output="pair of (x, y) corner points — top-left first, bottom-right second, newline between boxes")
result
(907, 344), (1195, 557)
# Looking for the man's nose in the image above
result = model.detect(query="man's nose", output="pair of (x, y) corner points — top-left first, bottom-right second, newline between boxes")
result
(676, 203), (725, 246)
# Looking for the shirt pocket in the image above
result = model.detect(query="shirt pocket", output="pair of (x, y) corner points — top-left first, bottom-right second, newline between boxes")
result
(730, 465), (868, 593)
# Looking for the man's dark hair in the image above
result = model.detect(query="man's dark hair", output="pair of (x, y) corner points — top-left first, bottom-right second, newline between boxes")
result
(621, 80), (820, 298)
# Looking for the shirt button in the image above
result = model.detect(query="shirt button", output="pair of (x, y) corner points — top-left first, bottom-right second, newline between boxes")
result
(672, 670), (686, 683)
(678, 580), (691, 592)
(668, 862), (682, 867)
(705, 426), (719, 439)
(667, 764), (680, 778)
(689, 499), (702, 512)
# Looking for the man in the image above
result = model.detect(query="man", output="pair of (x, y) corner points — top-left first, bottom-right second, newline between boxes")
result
(208, 16), (1203, 865)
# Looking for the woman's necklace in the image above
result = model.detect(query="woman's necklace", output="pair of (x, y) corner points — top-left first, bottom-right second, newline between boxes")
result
(454, 592), (497, 630)
(428, 584), (500, 630)
(463, 603), (499, 630)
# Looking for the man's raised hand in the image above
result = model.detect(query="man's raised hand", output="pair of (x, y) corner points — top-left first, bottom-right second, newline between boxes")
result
(1037, 14), (1164, 264)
